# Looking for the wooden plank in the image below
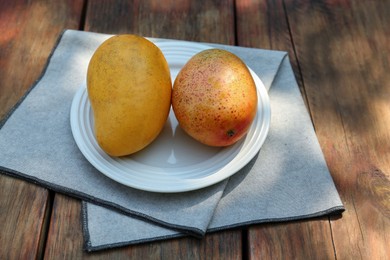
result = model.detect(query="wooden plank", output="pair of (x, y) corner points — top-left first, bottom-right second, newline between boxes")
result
(235, 0), (338, 258)
(0, 0), (84, 119)
(0, 0), (85, 258)
(45, 0), (243, 258)
(84, 0), (235, 45)
(43, 195), (84, 259)
(44, 195), (242, 259)
(235, 0), (291, 50)
(0, 175), (49, 259)
(248, 218), (335, 259)
(235, 0), (305, 92)
(282, 0), (390, 259)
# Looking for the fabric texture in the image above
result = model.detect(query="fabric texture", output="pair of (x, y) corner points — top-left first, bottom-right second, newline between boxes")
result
(0, 30), (344, 252)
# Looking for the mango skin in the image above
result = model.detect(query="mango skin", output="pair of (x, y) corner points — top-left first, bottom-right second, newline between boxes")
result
(87, 35), (172, 156)
(172, 49), (258, 147)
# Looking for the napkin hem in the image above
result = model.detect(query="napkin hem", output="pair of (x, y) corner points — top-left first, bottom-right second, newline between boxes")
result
(81, 202), (344, 252)
(81, 201), (186, 252)
(207, 206), (345, 233)
(0, 165), (208, 237)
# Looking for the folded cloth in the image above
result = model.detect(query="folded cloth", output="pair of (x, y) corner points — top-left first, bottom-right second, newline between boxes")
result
(0, 30), (344, 252)
(83, 48), (345, 251)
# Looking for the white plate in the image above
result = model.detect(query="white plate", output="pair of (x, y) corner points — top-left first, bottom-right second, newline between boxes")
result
(70, 41), (271, 193)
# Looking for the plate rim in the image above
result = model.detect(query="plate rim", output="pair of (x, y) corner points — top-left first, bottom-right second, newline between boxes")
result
(70, 41), (271, 193)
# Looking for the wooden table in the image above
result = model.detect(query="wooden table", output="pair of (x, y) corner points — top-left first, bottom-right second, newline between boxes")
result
(1, 0), (389, 259)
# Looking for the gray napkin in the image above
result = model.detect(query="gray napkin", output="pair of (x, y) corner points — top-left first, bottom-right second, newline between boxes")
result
(83, 52), (344, 251)
(0, 30), (344, 252)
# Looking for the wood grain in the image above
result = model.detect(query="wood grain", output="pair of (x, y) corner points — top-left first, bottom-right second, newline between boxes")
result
(0, 175), (49, 259)
(44, 195), (242, 259)
(283, 0), (390, 259)
(0, 0), (84, 119)
(235, 0), (290, 51)
(84, 0), (235, 45)
(248, 218), (336, 259)
(235, 0), (308, 109)
(235, 1), (337, 258)
(0, 0), (84, 258)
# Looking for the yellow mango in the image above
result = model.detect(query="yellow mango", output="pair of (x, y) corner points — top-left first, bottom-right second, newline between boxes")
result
(87, 35), (172, 156)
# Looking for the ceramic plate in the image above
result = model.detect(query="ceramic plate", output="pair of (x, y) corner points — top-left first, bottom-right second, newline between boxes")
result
(70, 41), (271, 193)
